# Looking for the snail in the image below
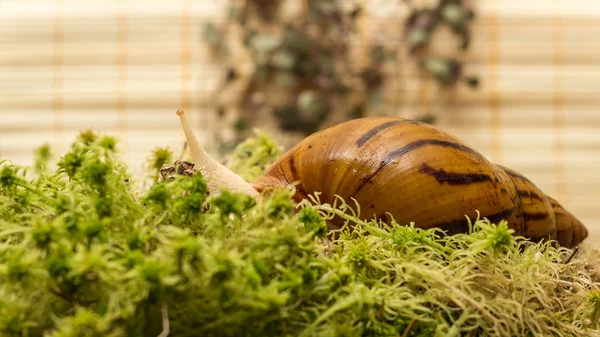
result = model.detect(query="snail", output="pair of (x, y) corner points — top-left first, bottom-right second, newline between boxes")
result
(175, 110), (588, 248)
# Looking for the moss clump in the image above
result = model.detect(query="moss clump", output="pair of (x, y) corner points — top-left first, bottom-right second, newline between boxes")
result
(0, 131), (598, 337)
(224, 129), (282, 182)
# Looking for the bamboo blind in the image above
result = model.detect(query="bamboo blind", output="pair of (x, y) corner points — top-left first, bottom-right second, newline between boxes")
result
(1, 0), (600, 246)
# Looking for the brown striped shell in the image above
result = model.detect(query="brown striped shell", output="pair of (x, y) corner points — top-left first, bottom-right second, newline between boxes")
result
(252, 116), (588, 248)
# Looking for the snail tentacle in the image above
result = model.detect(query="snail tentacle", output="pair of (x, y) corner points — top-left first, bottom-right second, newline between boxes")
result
(176, 110), (259, 197)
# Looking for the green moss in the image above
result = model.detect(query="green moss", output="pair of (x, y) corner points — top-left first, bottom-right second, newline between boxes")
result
(33, 143), (53, 173)
(224, 129), (281, 182)
(147, 146), (173, 182)
(0, 131), (598, 337)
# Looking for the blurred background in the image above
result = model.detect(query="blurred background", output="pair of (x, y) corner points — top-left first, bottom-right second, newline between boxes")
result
(1, 0), (599, 246)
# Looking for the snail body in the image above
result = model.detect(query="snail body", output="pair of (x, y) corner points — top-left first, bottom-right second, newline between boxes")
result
(176, 111), (587, 248)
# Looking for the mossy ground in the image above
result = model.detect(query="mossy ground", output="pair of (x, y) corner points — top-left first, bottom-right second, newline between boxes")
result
(0, 131), (599, 337)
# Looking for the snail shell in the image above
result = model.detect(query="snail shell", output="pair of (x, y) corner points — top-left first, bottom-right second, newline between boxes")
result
(176, 111), (587, 248)
(251, 116), (587, 248)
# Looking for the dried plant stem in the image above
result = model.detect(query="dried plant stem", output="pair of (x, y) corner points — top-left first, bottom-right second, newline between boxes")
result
(564, 246), (579, 264)
(157, 302), (170, 337)
(400, 317), (418, 337)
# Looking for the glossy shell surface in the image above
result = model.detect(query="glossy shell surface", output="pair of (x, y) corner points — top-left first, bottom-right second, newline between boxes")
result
(253, 116), (587, 248)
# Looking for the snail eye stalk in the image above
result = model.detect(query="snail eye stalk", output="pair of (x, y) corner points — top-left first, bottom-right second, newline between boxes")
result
(176, 110), (259, 197)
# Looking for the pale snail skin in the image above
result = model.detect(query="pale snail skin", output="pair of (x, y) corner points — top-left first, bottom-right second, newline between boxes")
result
(176, 110), (588, 248)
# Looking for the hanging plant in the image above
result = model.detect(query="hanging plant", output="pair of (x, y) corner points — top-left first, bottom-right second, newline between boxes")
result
(404, 0), (479, 88)
(202, 0), (477, 152)
(203, 0), (394, 152)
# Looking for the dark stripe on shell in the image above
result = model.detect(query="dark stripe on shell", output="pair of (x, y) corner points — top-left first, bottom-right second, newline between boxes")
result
(289, 155), (299, 181)
(432, 208), (515, 235)
(356, 120), (407, 147)
(523, 212), (549, 221)
(517, 190), (544, 201)
(496, 165), (525, 236)
(354, 139), (486, 194)
(547, 197), (561, 208)
(497, 165), (534, 184)
(419, 164), (493, 185)
(485, 208), (516, 225)
(385, 139), (484, 164)
(527, 234), (553, 243)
